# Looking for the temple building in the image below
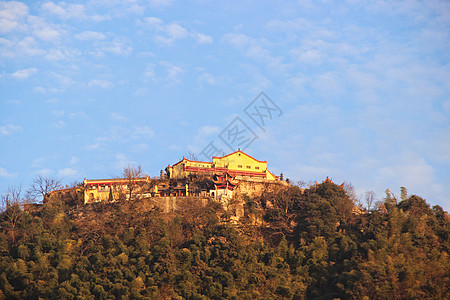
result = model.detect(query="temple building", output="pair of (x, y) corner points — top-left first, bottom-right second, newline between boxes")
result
(210, 172), (239, 199)
(83, 177), (151, 204)
(166, 149), (279, 181)
(44, 149), (281, 206)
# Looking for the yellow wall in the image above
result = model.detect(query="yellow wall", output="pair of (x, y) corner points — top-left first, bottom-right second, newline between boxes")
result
(266, 171), (278, 180)
(213, 151), (267, 173)
(168, 151), (278, 181)
(171, 158), (213, 179)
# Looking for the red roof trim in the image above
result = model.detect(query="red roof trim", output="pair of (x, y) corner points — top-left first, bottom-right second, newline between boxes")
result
(85, 178), (149, 186)
(183, 158), (213, 164)
(266, 169), (279, 180)
(212, 150), (267, 163)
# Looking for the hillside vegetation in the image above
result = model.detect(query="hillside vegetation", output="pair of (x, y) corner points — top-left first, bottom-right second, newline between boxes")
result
(0, 181), (448, 299)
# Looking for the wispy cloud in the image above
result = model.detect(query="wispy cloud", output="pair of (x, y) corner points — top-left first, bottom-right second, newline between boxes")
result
(133, 126), (155, 139)
(0, 167), (16, 178)
(0, 1), (28, 34)
(114, 153), (135, 170)
(0, 124), (22, 135)
(222, 33), (285, 71)
(41, 1), (109, 21)
(52, 120), (66, 129)
(11, 67), (37, 79)
(93, 37), (133, 56)
(75, 31), (106, 41)
(110, 112), (127, 122)
(89, 79), (113, 89)
(139, 17), (213, 46)
(57, 167), (78, 178)
(41, 1), (86, 20)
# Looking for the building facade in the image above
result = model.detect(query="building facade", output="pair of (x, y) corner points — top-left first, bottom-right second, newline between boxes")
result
(83, 177), (151, 204)
(166, 149), (279, 181)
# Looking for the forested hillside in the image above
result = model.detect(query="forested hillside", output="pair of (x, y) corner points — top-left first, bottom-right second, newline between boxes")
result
(0, 181), (448, 299)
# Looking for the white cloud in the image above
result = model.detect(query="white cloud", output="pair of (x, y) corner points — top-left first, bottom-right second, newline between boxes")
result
(143, 63), (155, 79)
(57, 167), (78, 178)
(0, 124), (22, 135)
(50, 72), (76, 91)
(165, 23), (189, 39)
(75, 31), (106, 41)
(28, 15), (64, 42)
(89, 79), (113, 89)
(159, 61), (185, 85)
(148, 0), (175, 6)
(198, 125), (220, 136)
(110, 112), (127, 122)
(69, 111), (88, 120)
(95, 38), (133, 56)
(11, 67), (37, 79)
(86, 143), (101, 151)
(140, 17), (211, 46)
(187, 125), (221, 154)
(134, 126), (155, 139)
(36, 168), (53, 176)
(154, 23), (189, 46)
(195, 33), (213, 44)
(223, 33), (284, 70)
(0, 1), (28, 34)
(131, 143), (149, 153)
(0, 167), (16, 178)
(9, 37), (46, 57)
(44, 48), (81, 61)
(52, 120), (66, 129)
(41, 1), (85, 20)
(197, 72), (216, 89)
(33, 86), (46, 93)
(51, 110), (64, 117)
(143, 17), (163, 27)
(70, 156), (79, 165)
(114, 153), (135, 170)
(41, 1), (109, 21)
(5, 99), (21, 105)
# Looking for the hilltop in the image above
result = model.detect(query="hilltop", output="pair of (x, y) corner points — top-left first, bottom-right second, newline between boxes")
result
(0, 176), (448, 299)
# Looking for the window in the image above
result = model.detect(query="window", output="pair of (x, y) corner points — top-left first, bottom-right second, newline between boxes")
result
(247, 166), (251, 169)
(255, 166), (260, 170)
(238, 165), (242, 168)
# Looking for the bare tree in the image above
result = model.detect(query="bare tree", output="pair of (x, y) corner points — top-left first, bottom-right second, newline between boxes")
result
(1, 185), (24, 212)
(343, 182), (359, 205)
(185, 152), (199, 161)
(1, 185), (25, 243)
(365, 191), (376, 211)
(27, 175), (62, 202)
(123, 165), (145, 200)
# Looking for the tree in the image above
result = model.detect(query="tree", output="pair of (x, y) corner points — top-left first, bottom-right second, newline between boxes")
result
(0, 185), (25, 243)
(1, 185), (23, 212)
(185, 152), (200, 161)
(384, 188), (397, 211)
(400, 187), (407, 201)
(27, 175), (62, 202)
(343, 182), (359, 206)
(122, 165), (145, 201)
(365, 191), (376, 211)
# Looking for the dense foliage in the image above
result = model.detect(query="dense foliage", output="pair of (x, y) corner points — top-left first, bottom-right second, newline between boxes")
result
(0, 181), (448, 299)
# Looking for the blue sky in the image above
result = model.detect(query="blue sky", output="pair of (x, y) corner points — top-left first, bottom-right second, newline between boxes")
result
(1, 0), (449, 211)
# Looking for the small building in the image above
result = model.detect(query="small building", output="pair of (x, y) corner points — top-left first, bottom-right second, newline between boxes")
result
(210, 172), (239, 200)
(83, 177), (151, 204)
(166, 149), (279, 181)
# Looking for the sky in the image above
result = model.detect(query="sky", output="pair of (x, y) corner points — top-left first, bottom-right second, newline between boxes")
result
(1, 0), (449, 211)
